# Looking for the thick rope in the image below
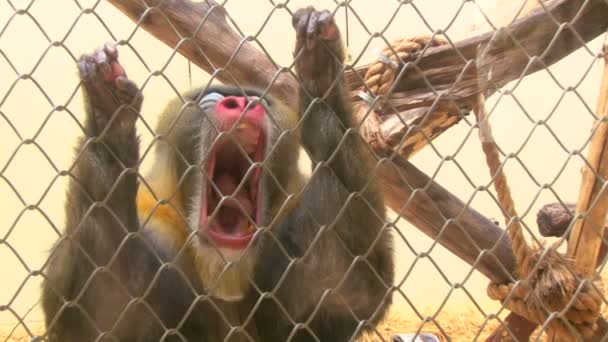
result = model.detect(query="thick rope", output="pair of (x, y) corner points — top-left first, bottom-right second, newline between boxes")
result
(487, 279), (602, 338)
(474, 93), (603, 339)
(355, 36), (447, 150)
(362, 36), (447, 96)
(474, 93), (532, 270)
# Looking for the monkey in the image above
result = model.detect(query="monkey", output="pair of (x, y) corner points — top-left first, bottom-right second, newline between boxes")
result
(41, 7), (394, 341)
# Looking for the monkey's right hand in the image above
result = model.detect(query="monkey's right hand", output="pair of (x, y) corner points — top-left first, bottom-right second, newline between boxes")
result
(78, 44), (142, 137)
(292, 7), (343, 97)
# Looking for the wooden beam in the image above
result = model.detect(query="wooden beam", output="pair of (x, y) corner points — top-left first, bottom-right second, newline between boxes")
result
(378, 154), (516, 283)
(346, 0), (608, 99)
(105, 0), (297, 108)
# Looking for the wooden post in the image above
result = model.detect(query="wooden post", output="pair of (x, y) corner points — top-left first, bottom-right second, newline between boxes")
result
(551, 44), (608, 341)
(567, 45), (608, 276)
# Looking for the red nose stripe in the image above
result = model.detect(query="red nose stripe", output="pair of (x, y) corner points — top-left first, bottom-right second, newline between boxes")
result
(215, 96), (265, 130)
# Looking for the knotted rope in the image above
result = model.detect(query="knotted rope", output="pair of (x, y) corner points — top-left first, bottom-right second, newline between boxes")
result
(474, 93), (603, 339)
(362, 36), (446, 95)
(355, 36), (447, 149)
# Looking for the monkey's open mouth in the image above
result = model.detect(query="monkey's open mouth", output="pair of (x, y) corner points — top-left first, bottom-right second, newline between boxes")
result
(200, 120), (265, 250)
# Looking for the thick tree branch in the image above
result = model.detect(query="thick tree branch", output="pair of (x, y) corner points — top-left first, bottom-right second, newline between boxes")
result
(106, 0), (297, 107)
(347, 0), (608, 97)
(378, 154), (515, 282)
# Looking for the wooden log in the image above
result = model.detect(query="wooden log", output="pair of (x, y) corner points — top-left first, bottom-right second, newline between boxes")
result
(105, 0), (298, 108)
(352, 0), (608, 157)
(346, 0), (608, 98)
(490, 199), (608, 342)
(378, 154), (515, 283)
(545, 45), (608, 342)
(536, 203), (608, 264)
(567, 45), (608, 277)
(485, 314), (537, 342)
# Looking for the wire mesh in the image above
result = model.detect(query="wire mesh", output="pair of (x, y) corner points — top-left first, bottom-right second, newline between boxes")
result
(1, 0), (607, 341)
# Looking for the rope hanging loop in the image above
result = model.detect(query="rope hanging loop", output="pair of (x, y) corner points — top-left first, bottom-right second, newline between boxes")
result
(356, 36), (447, 150)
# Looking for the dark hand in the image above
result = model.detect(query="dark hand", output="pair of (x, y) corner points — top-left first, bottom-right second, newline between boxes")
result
(292, 7), (344, 97)
(78, 44), (142, 136)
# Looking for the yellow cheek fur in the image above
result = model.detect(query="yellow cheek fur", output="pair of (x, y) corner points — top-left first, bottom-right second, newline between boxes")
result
(136, 187), (188, 247)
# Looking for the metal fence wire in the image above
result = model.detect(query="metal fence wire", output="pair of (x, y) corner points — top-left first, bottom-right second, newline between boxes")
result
(1, 0), (608, 341)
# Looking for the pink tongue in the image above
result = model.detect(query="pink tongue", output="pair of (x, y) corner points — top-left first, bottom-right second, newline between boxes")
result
(213, 174), (253, 234)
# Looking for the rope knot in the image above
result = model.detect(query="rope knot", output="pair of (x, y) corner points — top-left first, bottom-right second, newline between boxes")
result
(356, 36), (447, 150)
(362, 35), (447, 102)
(488, 247), (603, 338)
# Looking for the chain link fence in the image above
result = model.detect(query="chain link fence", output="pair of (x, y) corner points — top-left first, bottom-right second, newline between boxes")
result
(1, 0), (608, 340)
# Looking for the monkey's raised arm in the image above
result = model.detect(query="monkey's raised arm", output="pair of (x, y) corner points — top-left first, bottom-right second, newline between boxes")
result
(67, 45), (143, 248)
(41, 45), (145, 340)
(293, 7), (378, 195)
(72, 44), (142, 237)
(259, 8), (393, 340)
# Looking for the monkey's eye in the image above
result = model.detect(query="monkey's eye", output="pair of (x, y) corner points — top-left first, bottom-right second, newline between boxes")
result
(199, 92), (225, 111)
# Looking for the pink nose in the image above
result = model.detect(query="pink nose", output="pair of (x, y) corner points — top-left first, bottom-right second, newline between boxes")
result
(215, 96), (264, 117)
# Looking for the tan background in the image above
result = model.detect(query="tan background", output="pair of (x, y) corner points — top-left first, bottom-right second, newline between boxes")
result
(0, 0), (606, 331)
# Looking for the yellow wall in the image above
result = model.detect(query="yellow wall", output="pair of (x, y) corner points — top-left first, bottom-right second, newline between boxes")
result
(0, 0), (605, 328)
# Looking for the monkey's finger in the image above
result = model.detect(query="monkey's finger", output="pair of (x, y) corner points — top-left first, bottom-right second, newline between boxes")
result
(292, 6), (314, 29)
(295, 12), (310, 43)
(306, 10), (321, 50)
(111, 62), (126, 80)
(78, 55), (98, 81)
(104, 43), (119, 62)
(318, 11), (338, 41)
(93, 48), (113, 82)
(115, 76), (139, 99)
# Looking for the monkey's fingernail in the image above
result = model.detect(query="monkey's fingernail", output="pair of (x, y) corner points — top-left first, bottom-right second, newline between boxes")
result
(104, 43), (118, 59)
(94, 49), (107, 64)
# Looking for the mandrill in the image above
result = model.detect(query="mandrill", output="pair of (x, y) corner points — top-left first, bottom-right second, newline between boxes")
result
(42, 7), (394, 341)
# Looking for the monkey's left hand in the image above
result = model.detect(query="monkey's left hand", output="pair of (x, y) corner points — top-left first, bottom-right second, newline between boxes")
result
(292, 7), (344, 97)
(78, 44), (142, 136)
